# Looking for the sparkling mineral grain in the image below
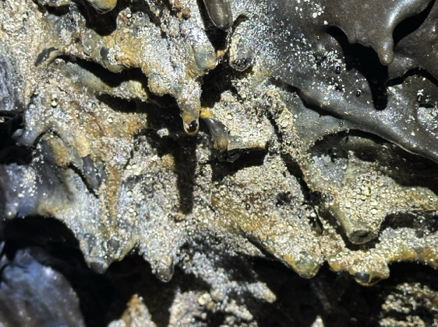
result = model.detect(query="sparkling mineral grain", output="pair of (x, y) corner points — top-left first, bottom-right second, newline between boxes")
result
(0, 0), (438, 325)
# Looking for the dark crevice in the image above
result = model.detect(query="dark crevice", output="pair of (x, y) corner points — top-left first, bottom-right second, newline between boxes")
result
(2, 216), (437, 327)
(260, 90), (323, 210)
(1, 216), (122, 327)
(23, 130), (101, 196)
(61, 55), (148, 89)
(0, 113), (32, 165)
(328, 26), (389, 110)
(263, 90), (324, 228)
(105, 255), (178, 327)
(197, 0), (229, 50)
(281, 153), (322, 208)
(67, 162), (100, 197)
(0, 216), (212, 327)
(174, 138), (197, 214)
(244, 235), (282, 262)
(141, 130), (197, 214)
(387, 67), (438, 89)
(96, 94), (138, 113)
(210, 149), (266, 182)
(43, 3), (70, 15)
(263, 88), (285, 146)
(231, 13), (249, 31)
(0, 146), (31, 165)
(252, 259), (384, 327)
(381, 150), (438, 196)
(379, 212), (438, 237)
(31, 0), (70, 15)
(34, 47), (60, 67)
(72, 0), (162, 37)
(376, 263), (438, 325)
(72, 0), (120, 36)
(55, 55), (181, 110)
(393, 0), (435, 46)
(201, 61), (242, 108)
(203, 311), (227, 327)
(138, 102), (182, 133)
(282, 153), (324, 233)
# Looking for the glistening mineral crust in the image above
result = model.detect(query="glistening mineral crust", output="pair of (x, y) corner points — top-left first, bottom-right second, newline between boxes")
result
(0, 0), (438, 325)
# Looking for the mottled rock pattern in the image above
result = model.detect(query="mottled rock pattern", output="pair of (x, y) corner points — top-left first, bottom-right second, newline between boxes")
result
(0, 0), (438, 325)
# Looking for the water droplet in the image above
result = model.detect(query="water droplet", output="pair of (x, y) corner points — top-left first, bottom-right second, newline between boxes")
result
(51, 97), (58, 107)
(185, 120), (199, 134)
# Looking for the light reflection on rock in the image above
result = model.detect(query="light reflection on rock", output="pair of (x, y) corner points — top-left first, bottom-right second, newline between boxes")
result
(0, 0), (438, 324)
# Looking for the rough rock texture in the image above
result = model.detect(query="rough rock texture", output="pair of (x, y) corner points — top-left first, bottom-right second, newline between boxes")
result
(0, 246), (85, 326)
(0, 0), (438, 326)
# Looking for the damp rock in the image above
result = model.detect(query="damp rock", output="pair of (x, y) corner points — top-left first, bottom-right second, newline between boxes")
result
(108, 295), (157, 327)
(0, 0), (438, 325)
(0, 247), (85, 327)
(0, 54), (20, 113)
(380, 282), (438, 326)
(0, 0), (437, 286)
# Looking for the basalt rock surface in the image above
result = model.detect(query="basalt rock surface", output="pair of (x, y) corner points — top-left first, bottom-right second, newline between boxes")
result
(1, 0), (438, 326)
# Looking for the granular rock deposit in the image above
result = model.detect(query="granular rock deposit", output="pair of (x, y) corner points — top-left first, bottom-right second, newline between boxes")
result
(0, 0), (438, 325)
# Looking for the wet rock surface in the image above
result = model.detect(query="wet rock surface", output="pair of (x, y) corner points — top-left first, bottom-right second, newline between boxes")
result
(0, 0), (438, 325)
